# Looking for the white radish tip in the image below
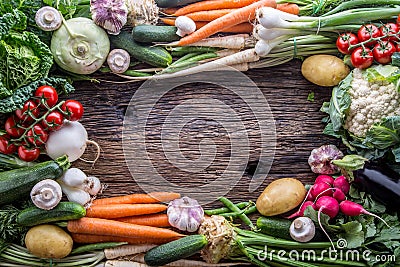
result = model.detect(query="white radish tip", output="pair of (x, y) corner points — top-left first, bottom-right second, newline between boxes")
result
(79, 139), (101, 165)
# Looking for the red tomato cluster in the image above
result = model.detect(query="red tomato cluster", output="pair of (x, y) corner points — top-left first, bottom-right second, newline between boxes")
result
(336, 23), (400, 69)
(0, 85), (84, 161)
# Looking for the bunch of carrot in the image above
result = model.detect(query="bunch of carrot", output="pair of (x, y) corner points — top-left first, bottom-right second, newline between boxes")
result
(160, 0), (300, 45)
(67, 192), (184, 245)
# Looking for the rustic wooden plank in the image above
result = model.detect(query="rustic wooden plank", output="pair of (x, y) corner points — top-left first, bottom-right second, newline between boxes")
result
(72, 60), (338, 208)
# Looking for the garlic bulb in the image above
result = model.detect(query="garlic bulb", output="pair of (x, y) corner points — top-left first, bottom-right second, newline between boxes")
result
(308, 144), (344, 174)
(90, 0), (128, 35)
(167, 196), (204, 232)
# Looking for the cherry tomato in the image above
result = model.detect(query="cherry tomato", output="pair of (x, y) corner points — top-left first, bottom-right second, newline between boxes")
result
(27, 125), (48, 146)
(397, 14), (400, 26)
(18, 146), (40, 162)
(0, 135), (16, 154)
(357, 24), (381, 46)
(373, 41), (396, 64)
(396, 43), (400, 52)
(61, 100), (84, 121)
(351, 47), (374, 69)
(35, 85), (58, 108)
(379, 23), (399, 42)
(336, 33), (359, 54)
(4, 116), (24, 138)
(15, 100), (40, 123)
(42, 111), (64, 131)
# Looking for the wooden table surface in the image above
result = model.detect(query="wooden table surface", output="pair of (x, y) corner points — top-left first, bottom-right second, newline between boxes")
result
(72, 59), (339, 208)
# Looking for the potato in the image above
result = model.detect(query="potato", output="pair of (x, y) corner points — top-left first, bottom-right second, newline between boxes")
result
(25, 224), (73, 259)
(256, 178), (307, 216)
(301, 55), (350, 87)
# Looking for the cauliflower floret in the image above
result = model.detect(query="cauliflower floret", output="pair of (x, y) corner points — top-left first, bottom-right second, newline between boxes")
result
(344, 69), (400, 137)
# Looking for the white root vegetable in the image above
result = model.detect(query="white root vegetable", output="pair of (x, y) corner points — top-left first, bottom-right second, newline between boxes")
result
(253, 25), (298, 41)
(104, 261), (147, 267)
(177, 34), (252, 49)
(125, 0), (159, 26)
(59, 182), (91, 206)
(82, 176), (102, 195)
(175, 16), (196, 37)
(59, 168), (87, 187)
(104, 244), (156, 260)
(256, 7), (299, 28)
(45, 121), (100, 163)
(255, 37), (288, 57)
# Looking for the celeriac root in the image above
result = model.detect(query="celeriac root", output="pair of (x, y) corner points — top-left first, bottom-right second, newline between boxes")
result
(125, 0), (159, 26)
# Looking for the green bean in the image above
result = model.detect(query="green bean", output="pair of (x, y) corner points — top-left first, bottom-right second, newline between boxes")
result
(219, 197), (255, 230)
(122, 70), (151, 77)
(220, 205), (257, 218)
(70, 242), (127, 255)
(205, 201), (250, 215)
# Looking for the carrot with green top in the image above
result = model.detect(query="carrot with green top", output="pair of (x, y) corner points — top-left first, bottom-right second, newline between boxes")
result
(86, 204), (167, 219)
(116, 214), (171, 227)
(92, 192), (180, 205)
(176, 0), (277, 46)
(67, 217), (185, 239)
(174, 0), (259, 16)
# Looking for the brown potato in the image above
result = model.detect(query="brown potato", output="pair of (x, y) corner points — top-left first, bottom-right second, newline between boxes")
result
(25, 224), (73, 259)
(256, 178), (307, 216)
(301, 55), (350, 87)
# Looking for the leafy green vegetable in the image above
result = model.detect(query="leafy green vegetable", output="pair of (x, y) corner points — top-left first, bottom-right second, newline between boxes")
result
(0, 77), (74, 113)
(307, 92), (315, 102)
(43, 0), (79, 19)
(0, 205), (28, 245)
(0, 10), (26, 39)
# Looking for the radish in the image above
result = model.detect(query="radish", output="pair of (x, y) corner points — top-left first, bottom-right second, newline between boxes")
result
(333, 176), (350, 195)
(315, 175), (334, 185)
(315, 196), (339, 248)
(286, 200), (314, 219)
(311, 182), (332, 199)
(339, 200), (390, 228)
(332, 188), (346, 202)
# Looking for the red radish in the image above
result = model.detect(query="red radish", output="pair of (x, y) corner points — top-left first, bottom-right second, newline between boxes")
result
(333, 176), (350, 195)
(311, 182), (332, 199)
(339, 200), (390, 228)
(332, 188), (346, 202)
(306, 190), (314, 201)
(315, 196), (339, 248)
(315, 175), (334, 185)
(286, 201), (315, 219)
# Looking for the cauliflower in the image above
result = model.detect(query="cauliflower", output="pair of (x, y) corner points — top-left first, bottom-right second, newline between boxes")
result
(343, 68), (400, 137)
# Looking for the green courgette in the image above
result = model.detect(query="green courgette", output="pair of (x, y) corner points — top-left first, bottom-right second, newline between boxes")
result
(144, 234), (208, 266)
(109, 31), (172, 67)
(155, 0), (201, 7)
(132, 25), (180, 43)
(0, 155), (70, 206)
(16, 201), (86, 226)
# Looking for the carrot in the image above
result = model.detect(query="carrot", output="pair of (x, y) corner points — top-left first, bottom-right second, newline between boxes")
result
(185, 9), (236, 21)
(161, 18), (253, 33)
(176, 0), (277, 46)
(86, 204), (167, 219)
(276, 3), (300, 15)
(71, 233), (176, 245)
(67, 217), (185, 240)
(174, 0), (259, 16)
(161, 7), (179, 15)
(115, 213), (171, 227)
(92, 192), (180, 205)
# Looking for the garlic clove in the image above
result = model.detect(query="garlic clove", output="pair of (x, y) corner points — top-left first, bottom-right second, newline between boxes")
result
(35, 6), (62, 31)
(30, 179), (62, 210)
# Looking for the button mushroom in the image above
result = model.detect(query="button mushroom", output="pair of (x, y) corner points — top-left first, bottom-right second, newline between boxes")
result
(289, 217), (315, 242)
(35, 6), (62, 31)
(175, 16), (196, 37)
(90, 0), (128, 35)
(107, 49), (130, 73)
(30, 179), (62, 210)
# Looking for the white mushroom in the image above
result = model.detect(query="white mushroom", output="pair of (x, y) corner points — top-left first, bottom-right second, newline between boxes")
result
(30, 179), (62, 210)
(175, 16), (196, 37)
(289, 217), (315, 242)
(107, 49), (131, 73)
(35, 6), (62, 31)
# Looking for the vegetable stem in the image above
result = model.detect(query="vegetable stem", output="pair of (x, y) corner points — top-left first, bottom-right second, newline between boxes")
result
(218, 197), (255, 229)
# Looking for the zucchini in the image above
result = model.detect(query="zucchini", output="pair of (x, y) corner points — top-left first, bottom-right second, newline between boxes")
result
(257, 217), (293, 240)
(155, 0), (201, 7)
(132, 25), (180, 43)
(0, 153), (35, 171)
(144, 234), (207, 266)
(109, 31), (172, 67)
(0, 156), (70, 206)
(17, 202), (86, 226)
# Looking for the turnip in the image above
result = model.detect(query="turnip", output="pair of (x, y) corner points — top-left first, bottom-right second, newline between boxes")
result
(315, 175), (334, 185)
(332, 188), (346, 202)
(333, 175), (350, 195)
(339, 200), (390, 228)
(311, 182), (332, 199)
(45, 121), (100, 163)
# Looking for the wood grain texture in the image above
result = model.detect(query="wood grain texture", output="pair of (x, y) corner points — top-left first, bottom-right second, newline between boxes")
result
(71, 59), (340, 208)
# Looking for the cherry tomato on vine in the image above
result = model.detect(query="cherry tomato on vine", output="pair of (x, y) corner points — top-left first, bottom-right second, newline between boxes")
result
(336, 33), (359, 54)
(26, 125), (48, 146)
(0, 135), (16, 154)
(351, 47), (374, 69)
(18, 146), (40, 162)
(15, 100), (40, 123)
(61, 100), (84, 121)
(379, 23), (399, 42)
(357, 24), (381, 46)
(35, 85), (58, 108)
(373, 41), (396, 64)
(4, 116), (24, 138)
(42, 111), (64, 131)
